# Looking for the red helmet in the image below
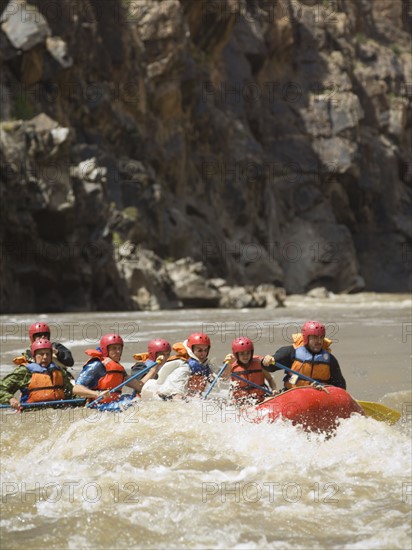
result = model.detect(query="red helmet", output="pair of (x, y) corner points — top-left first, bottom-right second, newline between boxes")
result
(100, 334), (124, 357)
(29, 322), (50, 342)
(147, 339), (171, 361)
(302, 320), (326, 345)
(232, 337), (254, 355)
(31, 338), (53, 355)
(187, 333), (211, 349)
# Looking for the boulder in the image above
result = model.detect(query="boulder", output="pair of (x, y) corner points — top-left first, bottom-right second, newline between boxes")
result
(118, 245), (182, 311)
(306, 287), (330, 299)
(218, 286), (264, 309)
(1, 1), (50, 51)
(166, 257), (220, 308)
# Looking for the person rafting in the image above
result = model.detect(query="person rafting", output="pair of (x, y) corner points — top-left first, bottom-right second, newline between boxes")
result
(13, 322), (75, 377)
(0, 339), (74, 409)
(224, 337), (277, 404)
(131, 339), (172, 380)
(73, 333), (160, 411)
(141, 333), (215, 400)
(262, 320), (346, 390)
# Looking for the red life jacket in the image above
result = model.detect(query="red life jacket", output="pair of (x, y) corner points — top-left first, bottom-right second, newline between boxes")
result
(92, 358), (126, 403)
(231, 357), (266, 402)
(27, 368), (65, 403)
(84, 351), (126, 403)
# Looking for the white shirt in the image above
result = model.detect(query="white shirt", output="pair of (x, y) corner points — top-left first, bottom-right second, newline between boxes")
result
(141, 340), (209, 399)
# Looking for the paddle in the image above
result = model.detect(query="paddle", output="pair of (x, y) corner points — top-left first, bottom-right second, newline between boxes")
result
(272, 360), (401, 424)
(87, 357), (163, 408)
(355, 401), (401, 425)
(203, 361), (229, 400)
(273, 361), (327, 388)
(230, 372), (273, 396)
(0, 398), (86, 409)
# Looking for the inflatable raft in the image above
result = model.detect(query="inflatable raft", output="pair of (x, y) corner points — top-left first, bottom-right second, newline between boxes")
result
(252, 385), (365, 432)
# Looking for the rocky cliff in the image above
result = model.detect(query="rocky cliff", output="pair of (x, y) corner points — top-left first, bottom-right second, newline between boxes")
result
(0, 0), (411, 312)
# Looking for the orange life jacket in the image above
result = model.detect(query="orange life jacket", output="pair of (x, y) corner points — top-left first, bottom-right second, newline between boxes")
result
(231, 357), (266, 402)
(13, 348), (32, 366)
(132, 352), (149, 362)
(284, 334), (332, 389)
(13, 355), (29, 366)
(93, 358), (126, 403)
(133, 343), (189, 365)
(27, 368), (65, 403)
(84, 350), (126, 403)
(168, 342), (190, 363)
(85, 349), (104, 359)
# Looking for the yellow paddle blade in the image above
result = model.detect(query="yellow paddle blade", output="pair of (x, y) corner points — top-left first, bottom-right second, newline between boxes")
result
(357, 401), (401, 425)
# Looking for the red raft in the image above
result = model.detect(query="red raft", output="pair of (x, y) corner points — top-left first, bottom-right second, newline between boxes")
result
(252, 386), (365, 432)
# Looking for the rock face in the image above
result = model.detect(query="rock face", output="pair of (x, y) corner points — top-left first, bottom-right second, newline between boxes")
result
(0, 0), (411, 312)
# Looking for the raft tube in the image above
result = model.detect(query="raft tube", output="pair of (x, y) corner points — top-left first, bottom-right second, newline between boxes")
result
(253, 386), (364, 431)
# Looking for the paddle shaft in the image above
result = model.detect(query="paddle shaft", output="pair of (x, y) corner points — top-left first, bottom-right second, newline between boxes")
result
(273, 361), (324, 386)
(87, 359), (161, 408)
(203, 361), (229, 400)
(0, 398), (86, 409)
(230, 372), (273, 396)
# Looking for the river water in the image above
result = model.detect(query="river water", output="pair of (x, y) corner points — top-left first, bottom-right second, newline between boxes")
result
(0, 293), (411, 549)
